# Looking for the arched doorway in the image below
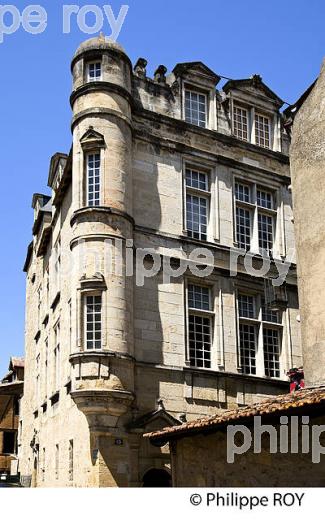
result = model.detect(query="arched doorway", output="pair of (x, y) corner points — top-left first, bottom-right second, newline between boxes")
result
(142, 468), (172, 487)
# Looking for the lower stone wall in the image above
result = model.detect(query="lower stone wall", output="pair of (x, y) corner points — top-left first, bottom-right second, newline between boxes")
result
(171, 414), (325, 487)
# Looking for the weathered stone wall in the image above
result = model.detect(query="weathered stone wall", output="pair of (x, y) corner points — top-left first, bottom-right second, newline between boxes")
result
(171, 415), (325, 487)
(290, 61), (325, 387)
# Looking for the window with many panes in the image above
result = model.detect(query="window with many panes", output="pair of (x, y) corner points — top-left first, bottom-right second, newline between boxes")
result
(235, 181), (276, 255)
(87, 61), (102, 82)
(184, 88), (208, 128)
(255, 113), (270, 148)
(87, 153), (101, 207)
(262, 298), (281, 378)
(232, 104), (272, 150)
(187, 284), (213, 368)
(85, 295), (102, 350)
(233, 106), (249, 141)
(237, 292), (282, 378)
(238, 294), (257, 375)
(185, 167), (210, 241)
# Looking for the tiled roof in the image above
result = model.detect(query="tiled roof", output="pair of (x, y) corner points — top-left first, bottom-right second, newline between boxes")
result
(10, 357), (25, 368)
(144, 387), (325, 442)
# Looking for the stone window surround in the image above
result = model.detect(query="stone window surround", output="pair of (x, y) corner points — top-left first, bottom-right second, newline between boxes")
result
(182, 157), (220, 243)
(184, 277), (225, 371)
(230, 95), (281, 152)
(234, 284), (292, 380)
(86, 60), (102, 83)
(76, 275), (107, 352)
(80, 133), (106, 210)
(181, 80), (217, 131)
(231, 170), (287, 259)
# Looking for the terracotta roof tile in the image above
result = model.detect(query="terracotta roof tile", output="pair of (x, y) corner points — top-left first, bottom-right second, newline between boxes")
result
(144, 387), (325, 442)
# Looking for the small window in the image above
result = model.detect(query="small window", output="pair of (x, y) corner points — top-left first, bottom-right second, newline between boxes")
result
(184, 88), (208, 128)
(87, 61), (102, 82)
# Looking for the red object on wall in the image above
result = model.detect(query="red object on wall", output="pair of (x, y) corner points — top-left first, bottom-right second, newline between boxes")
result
(287, 367), (305, 392)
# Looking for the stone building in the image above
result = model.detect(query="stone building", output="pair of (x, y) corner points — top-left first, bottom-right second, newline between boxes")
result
(20, 35), (301, 487)
(146, 60), (325, 488)
(0, 358), (24, 480)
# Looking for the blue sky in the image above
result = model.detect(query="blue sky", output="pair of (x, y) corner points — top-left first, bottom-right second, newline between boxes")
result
(0, 0), (324, 377)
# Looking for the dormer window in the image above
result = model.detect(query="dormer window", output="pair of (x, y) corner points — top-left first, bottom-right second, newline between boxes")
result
(255, 113), (271, 149)
(184, 87), (208, 128)
(87, 61), (102, 82)
(233, 104), (271, 150)
(233, 106), (249, 141)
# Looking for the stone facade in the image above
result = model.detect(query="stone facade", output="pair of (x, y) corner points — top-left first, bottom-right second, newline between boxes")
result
(20, 35), (301, 487)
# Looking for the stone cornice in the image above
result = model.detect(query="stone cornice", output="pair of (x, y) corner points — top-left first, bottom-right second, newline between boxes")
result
(70, 81), (133, 108)
(71, 107), (132, 132)
(71, 46), (133, 73)
(132, 106), (290, 167)
(70, 206), (135, 228)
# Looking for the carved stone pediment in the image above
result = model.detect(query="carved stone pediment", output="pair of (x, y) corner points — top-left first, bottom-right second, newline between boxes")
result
(80, 127), (106, 151)
(173, 61), (220, 86)
(223, 76), (284, 108)
(126, 408), (182, 434)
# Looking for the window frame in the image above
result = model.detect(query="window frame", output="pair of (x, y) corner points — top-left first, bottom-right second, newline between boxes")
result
(232, 102), (273, 150)
(234, 179), (277, 256)
(184, 85), (209, 128)
(83, 292), (103, 351)
(184, 166), (211, 241)
(236, 290), (283, 379)
(86, 152), (101, 207)
(186, 282), (215, 369)
(87, 60), (102, 82)
(255, 112), (271, 149)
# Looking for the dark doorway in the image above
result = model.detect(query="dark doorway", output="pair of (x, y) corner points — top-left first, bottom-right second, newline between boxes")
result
(142, 468), (172, 487)
(2, 431), (16, 454)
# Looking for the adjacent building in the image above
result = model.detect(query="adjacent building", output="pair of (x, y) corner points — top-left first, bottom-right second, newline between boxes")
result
(20, 35), (301, 487)
(0, 357), (24, 480)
